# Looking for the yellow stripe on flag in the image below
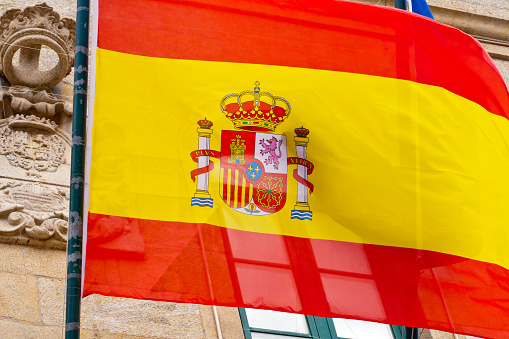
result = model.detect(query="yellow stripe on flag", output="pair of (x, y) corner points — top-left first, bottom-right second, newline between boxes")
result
(90, 48), (509, 269)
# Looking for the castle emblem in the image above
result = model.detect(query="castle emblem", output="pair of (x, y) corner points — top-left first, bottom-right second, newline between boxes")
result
(190, 82), (314, 220)
(228, 135), (246, 165)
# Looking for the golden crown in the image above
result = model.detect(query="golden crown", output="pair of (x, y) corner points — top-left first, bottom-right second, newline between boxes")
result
(294, 126), (309, 138)
(220, 82), (291, 132)
(197, 117), (213, 129)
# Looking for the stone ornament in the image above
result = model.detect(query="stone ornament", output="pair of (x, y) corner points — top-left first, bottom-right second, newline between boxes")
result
(0, 3), (75, 88)
(0, 5), (73, 177)
(0, 116), (66, 172)
(0, 4), (74, 249)
(1, 85), (73, 120)
(0, 180), (68, 248)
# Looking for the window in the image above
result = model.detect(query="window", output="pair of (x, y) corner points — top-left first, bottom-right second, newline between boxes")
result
(228, 225), (408, 339)
(333, 318), (401, 339)
(240, 308), (405, 339)
(239, 308), (337, 339)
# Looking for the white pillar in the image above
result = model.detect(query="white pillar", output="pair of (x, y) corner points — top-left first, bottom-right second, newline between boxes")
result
(196, 135), (210, 193)
(194, 119), (213, 199)
(295, 144), (308, 206)
(293, 129), (310, 211)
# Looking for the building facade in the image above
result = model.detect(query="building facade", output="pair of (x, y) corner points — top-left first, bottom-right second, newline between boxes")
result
(0, 0), (506, 338)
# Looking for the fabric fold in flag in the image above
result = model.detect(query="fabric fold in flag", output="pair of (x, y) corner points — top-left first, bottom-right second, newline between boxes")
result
(83, 1), (509, 338)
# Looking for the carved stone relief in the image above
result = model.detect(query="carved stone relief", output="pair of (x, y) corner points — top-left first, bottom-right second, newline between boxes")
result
(0, 180), (68, 248)
(0, 4), (75, 249)
(0, 117), (71, 183)
(0, 116), (66, 172)
(0, 3), (75, 88)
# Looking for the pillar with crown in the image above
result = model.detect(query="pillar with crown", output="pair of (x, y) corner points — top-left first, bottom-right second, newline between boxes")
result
(191, 118), (214, 207)
(291, 127), (313, 220)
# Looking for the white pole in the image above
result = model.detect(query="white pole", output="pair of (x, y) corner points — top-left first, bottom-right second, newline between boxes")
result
(196, 135), (210, 192)
(295, 144), (308, 205)
(194, 119), (213, 200)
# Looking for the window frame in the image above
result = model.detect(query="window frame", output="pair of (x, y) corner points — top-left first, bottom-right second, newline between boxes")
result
(240, 308), (316, 338)
(239, 308), (405, 339)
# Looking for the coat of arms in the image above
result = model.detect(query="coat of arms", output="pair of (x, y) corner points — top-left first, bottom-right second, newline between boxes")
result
(190, 82), (314, 220)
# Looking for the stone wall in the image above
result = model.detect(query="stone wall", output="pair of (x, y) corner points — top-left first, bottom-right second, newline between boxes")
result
(0, 242), (243, 338)
(0, 1), (506, 339)
(429, 0), (509, 20)
(0, 243), (64, 338)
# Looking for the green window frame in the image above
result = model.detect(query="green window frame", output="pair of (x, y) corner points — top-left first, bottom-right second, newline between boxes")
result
(391, 326), (419, 339)
(391, 325), (404, 339)
(239, 308), (406, 339)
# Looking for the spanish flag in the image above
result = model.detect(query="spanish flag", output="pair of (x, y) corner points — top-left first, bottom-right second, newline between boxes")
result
(83, 0), (509, 337)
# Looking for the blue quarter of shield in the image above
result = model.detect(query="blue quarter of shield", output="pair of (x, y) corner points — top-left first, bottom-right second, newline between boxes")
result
(245, 161), (262, 182)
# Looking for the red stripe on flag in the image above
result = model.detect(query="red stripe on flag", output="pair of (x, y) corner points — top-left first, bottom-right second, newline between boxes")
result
(245, 182), (250, 207)
(237, 170), (243, 208)
(222, 168), (228, 204)
(97, 0), (509, 119)
(84, 213), (509, 339)
(229, 169), (235, 207)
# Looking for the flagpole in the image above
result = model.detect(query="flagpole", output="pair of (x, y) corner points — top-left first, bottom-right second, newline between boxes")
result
(65, 0), (90, 337)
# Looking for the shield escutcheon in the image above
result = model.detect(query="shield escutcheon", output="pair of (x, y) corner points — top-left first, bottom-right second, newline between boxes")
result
(219, 130), (287, 215)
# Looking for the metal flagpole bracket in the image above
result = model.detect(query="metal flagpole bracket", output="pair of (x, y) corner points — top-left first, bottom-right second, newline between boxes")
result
(65, 0), (90, 337)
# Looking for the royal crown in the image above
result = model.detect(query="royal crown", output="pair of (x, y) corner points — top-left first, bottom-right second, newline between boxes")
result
(8, 114), (58, 134)
(197, 118), (213, 129)
(220, 82), (291, 132)
(294, 126), (309, 138)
